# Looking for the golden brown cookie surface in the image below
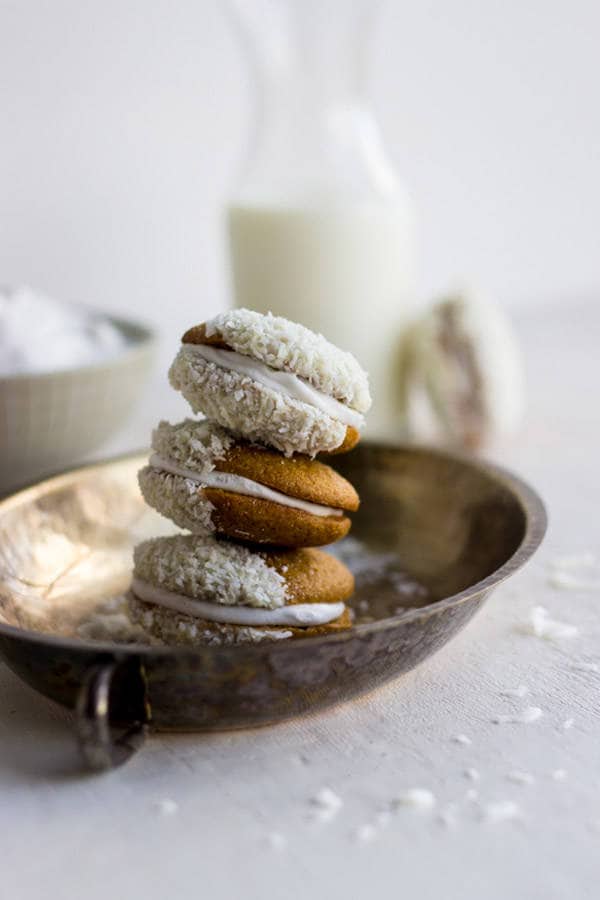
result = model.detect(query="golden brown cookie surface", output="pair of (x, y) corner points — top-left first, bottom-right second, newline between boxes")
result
(140, 424), (360, 547)
(182, 322), (228, 348)
(204, 488), (352, 548)
(217, 441), (359, 509)
(321, 426), (360, 455)
(264, 546), (355, 604)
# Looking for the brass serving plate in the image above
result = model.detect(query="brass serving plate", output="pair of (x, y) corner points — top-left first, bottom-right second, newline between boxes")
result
(0, 444), (545, 770)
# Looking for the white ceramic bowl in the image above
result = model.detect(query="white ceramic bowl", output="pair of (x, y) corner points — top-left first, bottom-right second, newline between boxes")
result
(0, 316), (155, 494)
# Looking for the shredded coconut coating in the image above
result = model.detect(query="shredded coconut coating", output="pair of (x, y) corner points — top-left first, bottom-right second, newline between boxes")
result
(205, 309), (371, 412)
(133, 534), (287, 609)
(151, 418), (232, 474)
(169, 347), (346, 457)
(128, 593), (292, 646)
(138, 466), (215, 533)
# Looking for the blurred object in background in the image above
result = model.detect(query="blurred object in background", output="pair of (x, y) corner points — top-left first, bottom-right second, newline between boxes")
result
(226, 0), (415, 443)
(0, 285), (125, 375)
(400, 286), (525, 452)
(0, 285), (155, 493)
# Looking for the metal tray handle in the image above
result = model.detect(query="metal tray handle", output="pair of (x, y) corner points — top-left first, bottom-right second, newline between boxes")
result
(76, 659), (149, 770)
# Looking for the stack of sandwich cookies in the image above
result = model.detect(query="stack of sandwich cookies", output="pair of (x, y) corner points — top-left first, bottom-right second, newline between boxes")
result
(130, 308), (371, 645)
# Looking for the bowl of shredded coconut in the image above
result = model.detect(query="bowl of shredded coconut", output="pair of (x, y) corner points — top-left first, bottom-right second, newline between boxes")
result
(0, 285), (155, 492)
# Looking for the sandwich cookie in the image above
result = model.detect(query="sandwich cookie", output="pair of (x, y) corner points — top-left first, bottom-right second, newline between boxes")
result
(138, 419), (359, 546)
(168, 308), (371, 457)
(128, 534), (354, 646)
(400, 287), (524, 450)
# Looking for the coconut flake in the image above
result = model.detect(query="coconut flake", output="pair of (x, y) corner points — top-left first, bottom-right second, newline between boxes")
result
(204, 308), (371, 412)
(507, 771), (535, 786)
(464, 768), (480, 782)
(309, 787), (343, 823)
(133, 534), (287, 610)
(571, 662), (599, 673)
(452, 734), (472, 746)
(150, 419), (233, 474)
(169, 346), (347, 457)
(500, 685), (529, 698)
(392, 789), (436, 811)
(492, 706), (543, 725)
(519, 606), (578, 641)
(551, 769), (568, 781)
(483, 801), (522, 824)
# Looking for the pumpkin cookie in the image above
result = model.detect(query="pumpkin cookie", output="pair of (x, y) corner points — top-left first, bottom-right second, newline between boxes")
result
(168, 308), (371, 457)
(138, 419), (359, 547)
(128, 534), (354, 645)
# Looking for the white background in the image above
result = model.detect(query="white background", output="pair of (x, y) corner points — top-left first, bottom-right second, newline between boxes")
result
(1, 0), (599, 358)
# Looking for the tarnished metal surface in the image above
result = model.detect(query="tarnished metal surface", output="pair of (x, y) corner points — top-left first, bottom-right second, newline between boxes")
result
(0, 444), (546, 735)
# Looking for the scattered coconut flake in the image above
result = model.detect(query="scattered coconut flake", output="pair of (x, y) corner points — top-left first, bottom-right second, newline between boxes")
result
(500, 685), (529, 698)
(464, 768), (480, 782)
(507, 771), (535, 786)
(492, 706), (543, 725)
(265, 832), (287, 851)
(571, 662), (599, 673)
(328, 537), (428, 600)
(392, 789), (436, 811)
(562, 718), (574, 730)
(76, 595), (152, 644)
(354, 824), (378, 844)
(452, 734), (472, 746)
(465, 788), (479, 802)
(154, 798), (178, 817)
(520, 606), (578, 641)
(483, 801), (522, 824)
(552, 769), (568, 781)
(310, 787), (343, 823)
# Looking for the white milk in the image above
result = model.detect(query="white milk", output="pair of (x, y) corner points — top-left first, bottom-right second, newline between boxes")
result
(227, 203), (415, 441)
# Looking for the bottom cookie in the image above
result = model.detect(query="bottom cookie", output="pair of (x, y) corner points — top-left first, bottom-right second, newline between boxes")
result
(128, 533), (355, 647)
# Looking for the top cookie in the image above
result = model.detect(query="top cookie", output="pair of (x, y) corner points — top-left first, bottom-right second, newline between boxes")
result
(169, 309), (371, 457)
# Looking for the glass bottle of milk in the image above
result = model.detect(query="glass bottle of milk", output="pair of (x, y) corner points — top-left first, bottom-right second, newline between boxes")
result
(226, 0), (415, 441)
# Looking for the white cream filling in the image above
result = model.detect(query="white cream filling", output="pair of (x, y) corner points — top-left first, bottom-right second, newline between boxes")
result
(150, 453), (344, 518)
(131, 578), (345, 627)
(184, 343), (364, 430)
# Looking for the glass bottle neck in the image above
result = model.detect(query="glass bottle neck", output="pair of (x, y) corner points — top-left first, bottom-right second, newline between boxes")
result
(229, 0), (400, 205)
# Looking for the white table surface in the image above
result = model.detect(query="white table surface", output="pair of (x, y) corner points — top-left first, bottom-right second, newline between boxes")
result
(1, 300), (599, 900)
